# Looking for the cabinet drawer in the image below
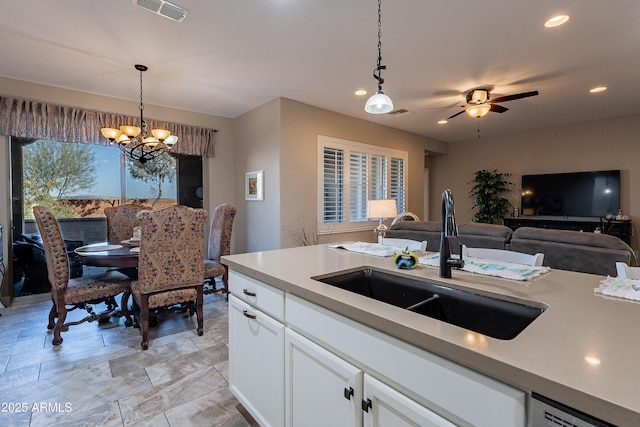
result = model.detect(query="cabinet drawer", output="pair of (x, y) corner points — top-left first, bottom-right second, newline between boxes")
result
(229, 270), (285, 321)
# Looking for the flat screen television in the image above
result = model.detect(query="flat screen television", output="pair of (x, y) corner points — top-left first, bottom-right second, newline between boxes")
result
(521, 170), (620, 218)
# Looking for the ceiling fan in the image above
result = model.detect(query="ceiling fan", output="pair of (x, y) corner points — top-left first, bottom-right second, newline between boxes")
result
(447, 88), (539, 120)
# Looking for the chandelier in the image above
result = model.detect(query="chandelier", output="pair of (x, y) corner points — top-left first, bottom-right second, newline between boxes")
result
(101, 64), (178, 164)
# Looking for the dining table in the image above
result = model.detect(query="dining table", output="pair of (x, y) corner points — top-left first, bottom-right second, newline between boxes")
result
(74, 242), (139, 269)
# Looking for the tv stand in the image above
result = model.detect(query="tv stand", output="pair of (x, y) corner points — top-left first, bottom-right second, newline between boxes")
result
(503, 216), (633, 245)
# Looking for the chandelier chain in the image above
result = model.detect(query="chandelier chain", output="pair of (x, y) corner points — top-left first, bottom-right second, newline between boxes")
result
(139, 68), (145, 127)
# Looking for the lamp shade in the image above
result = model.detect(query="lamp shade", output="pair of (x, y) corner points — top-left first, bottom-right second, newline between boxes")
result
(368, 199), (398, 219)
(365, 91), (394, 114)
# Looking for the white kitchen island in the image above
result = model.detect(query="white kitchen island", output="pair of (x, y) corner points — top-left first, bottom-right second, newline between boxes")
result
(222, 244), (640, 426)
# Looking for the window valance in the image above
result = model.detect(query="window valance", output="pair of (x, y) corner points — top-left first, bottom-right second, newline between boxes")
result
(0, 97), (216, 157)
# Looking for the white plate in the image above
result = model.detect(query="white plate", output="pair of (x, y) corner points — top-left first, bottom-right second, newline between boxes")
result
(76, 244), (123, 253)
(130, 247), (140, 254)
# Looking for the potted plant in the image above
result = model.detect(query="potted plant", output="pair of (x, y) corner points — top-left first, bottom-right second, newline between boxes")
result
(469, 169), (513, 224)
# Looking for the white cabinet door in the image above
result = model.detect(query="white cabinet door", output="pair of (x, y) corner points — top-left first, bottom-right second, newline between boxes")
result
(363, 374), (456, 427)
(285, 329), (362, 427)
(229, 295), (285, 427)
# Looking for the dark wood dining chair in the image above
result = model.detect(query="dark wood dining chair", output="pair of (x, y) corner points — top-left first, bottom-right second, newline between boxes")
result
(104, 204), (150, 243)
(131, 205), (208, 350)
(204, 203), (236, 296)
(33, 206), (133, 346)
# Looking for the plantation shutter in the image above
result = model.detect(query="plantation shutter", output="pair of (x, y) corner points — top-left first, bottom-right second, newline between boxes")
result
(322, 146), (344, 224)
(349, 151), (369, 222)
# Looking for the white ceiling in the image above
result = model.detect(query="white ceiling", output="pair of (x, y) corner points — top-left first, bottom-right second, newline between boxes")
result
(1, 0), (639, 142)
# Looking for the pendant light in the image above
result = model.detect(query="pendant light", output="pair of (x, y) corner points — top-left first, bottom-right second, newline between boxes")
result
(365, 0), (393, 114)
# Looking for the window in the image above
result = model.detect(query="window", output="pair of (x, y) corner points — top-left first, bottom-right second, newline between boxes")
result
(317, 135), (407, 234)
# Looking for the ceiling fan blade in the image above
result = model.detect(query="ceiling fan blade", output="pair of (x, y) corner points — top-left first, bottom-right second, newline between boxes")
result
(490, 90), (539, 103)
(490, 104), (509, 113)
(447, 110), (466, 120)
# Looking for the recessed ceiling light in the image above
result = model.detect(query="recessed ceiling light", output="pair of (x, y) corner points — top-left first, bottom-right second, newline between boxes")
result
(544, 14), (570, 28)
(355, 89), (367, 96)
(590, 86), (607, 93)
(437, 119), (448, 125)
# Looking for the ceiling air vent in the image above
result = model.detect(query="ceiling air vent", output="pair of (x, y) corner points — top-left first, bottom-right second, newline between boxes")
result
(132, 0), (189, 23)
(388, 108), (411, 116)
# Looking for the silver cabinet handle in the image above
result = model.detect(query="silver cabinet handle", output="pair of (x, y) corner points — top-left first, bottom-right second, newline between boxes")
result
(243, 288), (257, 297)
(242, 310), (256, 319)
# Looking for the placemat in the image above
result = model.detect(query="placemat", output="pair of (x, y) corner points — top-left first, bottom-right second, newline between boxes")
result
(328, 242), (395, 257)
(595, 276), (640, 301)
(419, 253), (550, 281)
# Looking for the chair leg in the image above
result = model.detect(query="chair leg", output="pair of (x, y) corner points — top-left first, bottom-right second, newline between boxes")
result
(196, 286), (204, 336)
(47, 299), (58, 330)
(52, 304), (67, 346)
(223, 266), (229, 300)
(140, 295), (150, 350)
(121, 292), (133, 327)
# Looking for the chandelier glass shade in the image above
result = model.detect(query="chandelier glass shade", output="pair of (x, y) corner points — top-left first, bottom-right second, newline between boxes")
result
(101, 64), (178, 164)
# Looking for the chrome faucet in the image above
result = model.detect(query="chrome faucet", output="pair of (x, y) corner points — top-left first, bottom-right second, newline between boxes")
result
(440, 189), (464, 278)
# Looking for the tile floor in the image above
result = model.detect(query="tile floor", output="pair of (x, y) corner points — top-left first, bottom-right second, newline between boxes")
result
(0, 290), (258, 426)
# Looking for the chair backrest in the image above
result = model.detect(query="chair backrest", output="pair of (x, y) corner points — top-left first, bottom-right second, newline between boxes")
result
(32, 206), (69, 291)
(615, 262), (640, 279)
(104, 204), (151, 243)
(137, 205), (208, 294)
(462, 245), (544, 266)
(208, 203), (237, 261)
(378, 236), (427, 251)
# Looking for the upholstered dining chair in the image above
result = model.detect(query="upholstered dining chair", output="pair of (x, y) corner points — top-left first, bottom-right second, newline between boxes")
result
(104, 204), (151, 243)
(131, 205), (208, 350)
(33, 206), (133, 346)
(204, 203), (237, 296)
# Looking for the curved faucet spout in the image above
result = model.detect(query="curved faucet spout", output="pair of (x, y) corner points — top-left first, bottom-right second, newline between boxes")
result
(441, 189), (458, 237)
(440, 189), (464, 278)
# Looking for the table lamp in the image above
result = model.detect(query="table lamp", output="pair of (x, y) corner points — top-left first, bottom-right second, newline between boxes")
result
(368, 199), (398, 238)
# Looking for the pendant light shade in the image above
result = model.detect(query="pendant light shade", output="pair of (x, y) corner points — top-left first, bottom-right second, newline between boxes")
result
(365, 90), (394, 114)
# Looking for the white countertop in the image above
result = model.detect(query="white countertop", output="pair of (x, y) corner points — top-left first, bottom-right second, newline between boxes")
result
(222, 244), (640, 426)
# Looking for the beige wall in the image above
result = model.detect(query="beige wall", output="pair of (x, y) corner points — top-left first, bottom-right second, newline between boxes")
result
(233, 98), (282, 253)
(279, 98), (443, 247)
(429, 113), (640, 250)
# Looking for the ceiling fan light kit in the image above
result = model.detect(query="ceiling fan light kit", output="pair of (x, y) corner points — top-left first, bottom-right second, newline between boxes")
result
(365, 0), (393, 114)
(465, 104), (491, 118)
(447, 88), (539, 121)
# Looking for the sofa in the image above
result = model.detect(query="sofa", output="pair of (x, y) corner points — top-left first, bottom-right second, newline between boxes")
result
(386, 221), (636, 276)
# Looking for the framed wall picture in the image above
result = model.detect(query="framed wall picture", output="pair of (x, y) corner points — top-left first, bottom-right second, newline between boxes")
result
(245, 170), (264, 201)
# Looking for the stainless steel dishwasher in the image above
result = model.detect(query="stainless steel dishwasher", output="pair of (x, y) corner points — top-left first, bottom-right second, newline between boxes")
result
(531, 393), (614, 427)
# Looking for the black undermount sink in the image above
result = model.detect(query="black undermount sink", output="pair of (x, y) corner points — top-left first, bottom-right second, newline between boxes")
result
(314, 268), (546, 340)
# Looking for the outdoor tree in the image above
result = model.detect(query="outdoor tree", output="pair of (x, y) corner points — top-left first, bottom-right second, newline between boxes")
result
(128, 152), (177, 208)
(23, 139), (97, 218)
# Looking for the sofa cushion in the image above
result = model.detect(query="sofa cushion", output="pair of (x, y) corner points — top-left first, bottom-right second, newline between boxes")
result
(458, 223), (513, 250)
(386, 221), (442, 252)
(510, 227), (636, 276)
